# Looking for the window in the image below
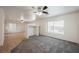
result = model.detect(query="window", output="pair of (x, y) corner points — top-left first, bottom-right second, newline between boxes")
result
(48, 20), (64, 34)
(48, 21), (54, 32)
(54, 20), (64, 34)
(8, 23), (17, 32)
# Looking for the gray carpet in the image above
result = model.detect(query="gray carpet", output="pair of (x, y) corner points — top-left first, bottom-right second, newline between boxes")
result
(11, 36), (79, 53)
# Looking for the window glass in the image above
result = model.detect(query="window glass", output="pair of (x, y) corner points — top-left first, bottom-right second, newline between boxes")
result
(48, 20), (64, 34)
(8, 23), (16, 32)
(48, 21), (54, 32)
(54, 20), (64, 34)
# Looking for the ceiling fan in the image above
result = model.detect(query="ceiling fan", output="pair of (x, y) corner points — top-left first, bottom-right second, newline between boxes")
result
(32, 6), (48, 15)
(42, 6), (48, 14)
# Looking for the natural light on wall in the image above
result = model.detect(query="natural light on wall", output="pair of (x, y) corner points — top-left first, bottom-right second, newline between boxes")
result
(48, 20), (64, 34)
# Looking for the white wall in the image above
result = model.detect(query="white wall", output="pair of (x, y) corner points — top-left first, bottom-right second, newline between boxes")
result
(39, 11), (79, 44)
(0, 8), (5, 46)
(64, 12), (79, 43)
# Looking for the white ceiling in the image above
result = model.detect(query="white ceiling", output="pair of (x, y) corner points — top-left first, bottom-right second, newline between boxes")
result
(2, 6), (79, 16)
(46, 6), (79, 16)
(15, 6), (79, 18)
(1, 6), (79, 20)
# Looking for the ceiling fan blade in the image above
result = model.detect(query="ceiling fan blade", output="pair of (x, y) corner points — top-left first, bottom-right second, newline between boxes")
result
(42, 11), (48, 14)
(43, 6), (48, 10)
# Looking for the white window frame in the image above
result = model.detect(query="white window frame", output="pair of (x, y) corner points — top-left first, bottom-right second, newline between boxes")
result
(47, 20), (64, 34)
